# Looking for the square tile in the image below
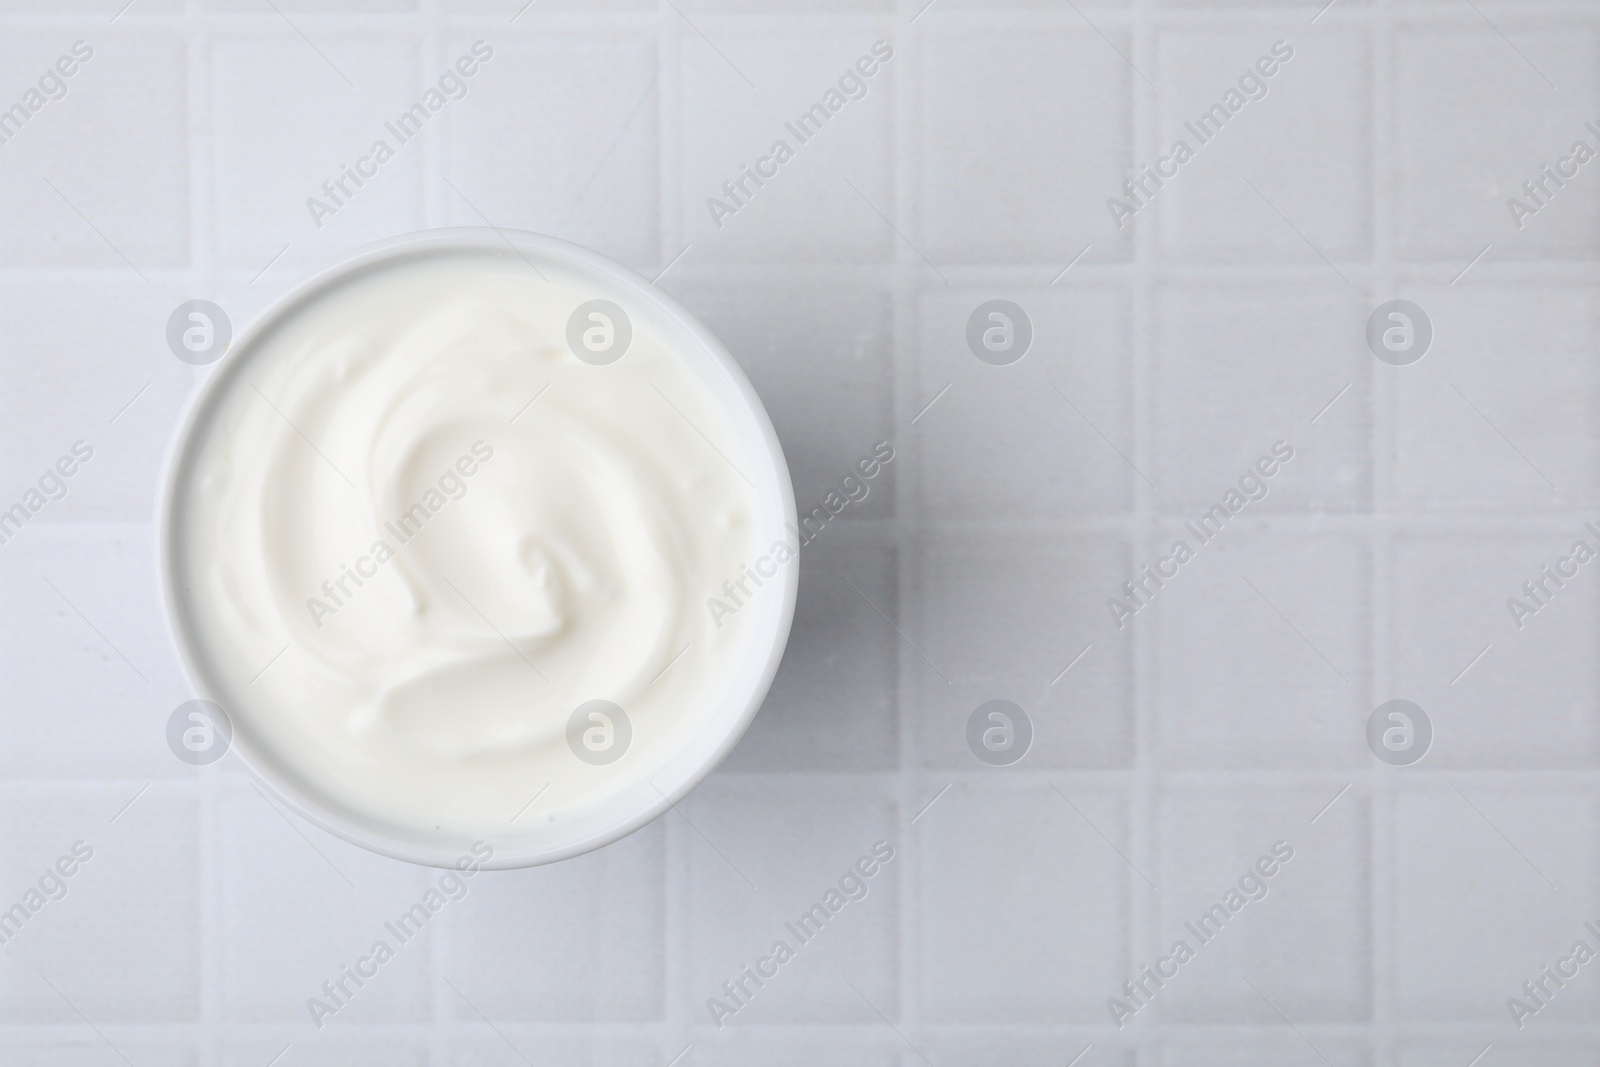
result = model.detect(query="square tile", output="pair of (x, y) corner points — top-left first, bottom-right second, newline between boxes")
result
(683, 775), (898, 1025)
(218, 778), (436, 1025)
(443, 32), (658, 272)
(446, 820), (664, 1021)
(679, 28), (897, 263)
(0, 279), (194, 521)
(914, 285), (1133, 518)
(1156, 527), (1369, 768)
(1155, 285), (1371, 513)
(1391, 533), (1600, 767)
(1394, 26), (1600, 261)
(912, 527), (1134, 769)
(0, 34), (189, 269)
(1156, 31), (1370, 264)
(210, 36), (424, 272)
(1154, 788), (1369, 1024)
(916, 783), (1129, 1022)
(1395, 788), (1597, 1021)
(0, 523), (191, 779)
(1389, 285), (1600, 511)
(0, 785), (199, 1023)
(919, 28), (1133, 263)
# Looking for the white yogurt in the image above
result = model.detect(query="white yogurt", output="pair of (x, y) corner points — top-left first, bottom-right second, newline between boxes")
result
(166, 243), (787, 862)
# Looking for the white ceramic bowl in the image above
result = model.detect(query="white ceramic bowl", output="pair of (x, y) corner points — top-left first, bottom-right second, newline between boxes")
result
(156, 228), (797, 869)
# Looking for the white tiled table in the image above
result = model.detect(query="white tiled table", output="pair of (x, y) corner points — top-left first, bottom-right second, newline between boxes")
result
(1, 0), (1597, 1063)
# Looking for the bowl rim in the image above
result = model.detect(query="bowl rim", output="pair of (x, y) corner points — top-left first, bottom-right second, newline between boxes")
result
(154, 227), (799, 869)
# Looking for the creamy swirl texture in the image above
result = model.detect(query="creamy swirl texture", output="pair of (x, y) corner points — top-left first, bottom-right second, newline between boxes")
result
(171, 249), (769, 856)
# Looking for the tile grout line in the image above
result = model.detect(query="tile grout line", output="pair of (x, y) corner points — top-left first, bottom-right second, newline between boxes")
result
(189, 1), (220, 1063)
(419, 11), (447, 1067)
(1371, 0), (1396, 1060)
(657, 1), (689, 1057)
(422, 9), (461, 1060)
(894, 0), (923, 1044)
(657, 0), (679, 276)
(1129, 0), (1160, 1057)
